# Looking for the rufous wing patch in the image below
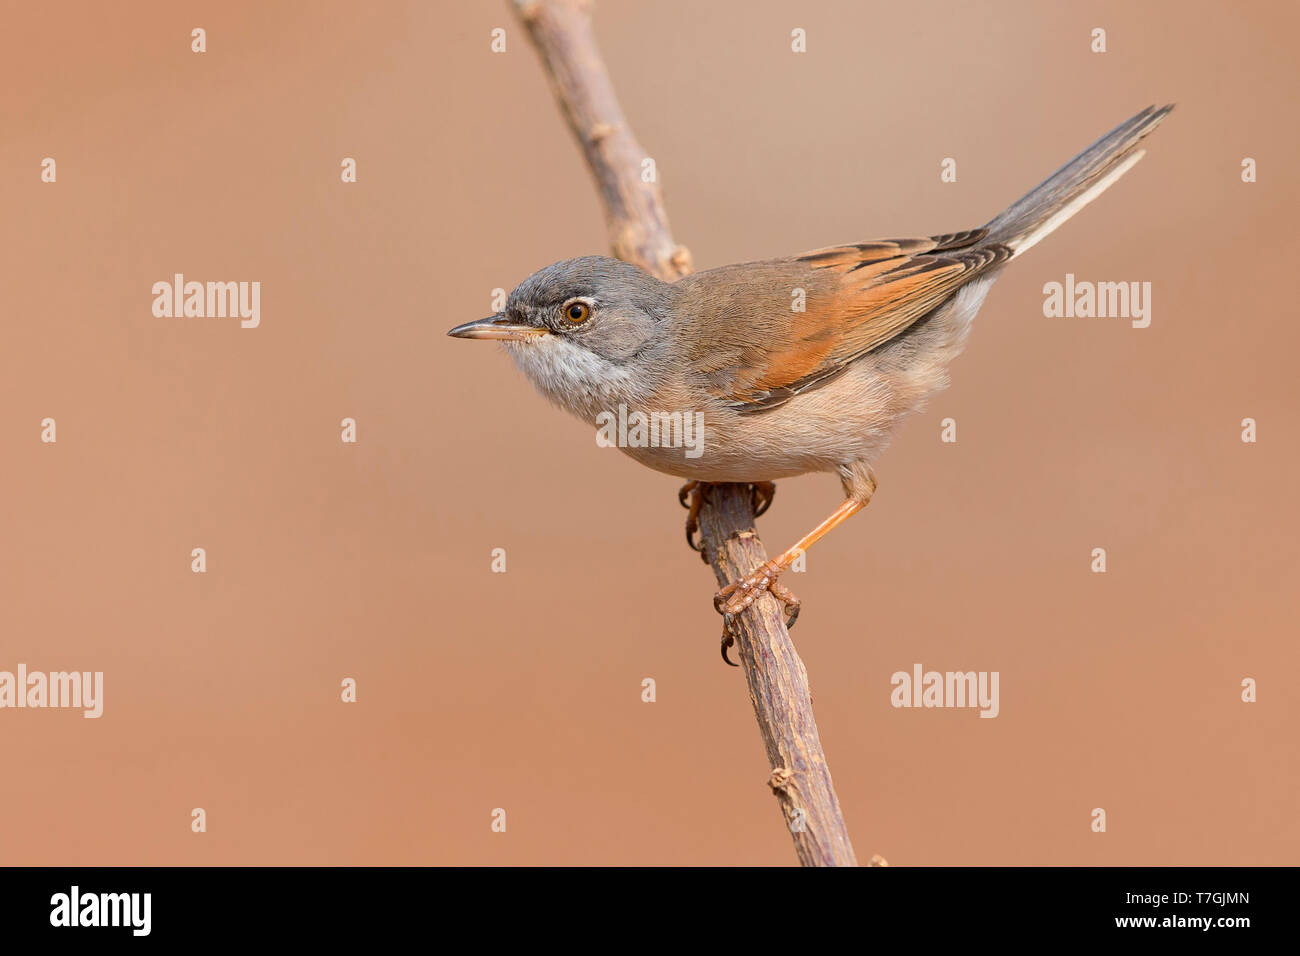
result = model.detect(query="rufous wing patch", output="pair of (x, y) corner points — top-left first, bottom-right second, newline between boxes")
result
(719, 231), (1007, 412)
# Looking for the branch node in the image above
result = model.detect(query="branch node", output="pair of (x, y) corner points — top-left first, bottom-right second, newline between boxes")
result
(767, 767), (795, 793)
(588, 121), (618, 143)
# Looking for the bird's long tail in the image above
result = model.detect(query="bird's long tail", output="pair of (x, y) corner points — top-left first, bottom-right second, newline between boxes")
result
(984, 104), (1174, 258)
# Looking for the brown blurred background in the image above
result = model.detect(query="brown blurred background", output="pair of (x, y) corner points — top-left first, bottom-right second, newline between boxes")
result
(2, 0), (1296, 865)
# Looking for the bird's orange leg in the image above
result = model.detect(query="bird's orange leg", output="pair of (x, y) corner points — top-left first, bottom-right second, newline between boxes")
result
(714, 464), (877, 626)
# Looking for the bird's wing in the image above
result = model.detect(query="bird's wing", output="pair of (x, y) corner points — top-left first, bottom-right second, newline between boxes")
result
(691, 230), (1009, 413)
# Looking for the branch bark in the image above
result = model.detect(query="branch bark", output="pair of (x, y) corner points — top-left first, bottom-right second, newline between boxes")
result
(513, 0), (860, 866)
(513, 0), (692, 282)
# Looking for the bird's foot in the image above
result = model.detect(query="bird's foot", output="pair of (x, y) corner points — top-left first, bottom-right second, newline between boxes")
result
(681, 480), (776, 561)
(715, 564), (800, 666)
(678, 480), (710, 561)
(685, 480), (789, 665)
(714, 558), (801, 629)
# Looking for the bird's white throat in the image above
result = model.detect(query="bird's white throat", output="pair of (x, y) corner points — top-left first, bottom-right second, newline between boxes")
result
(503, 336), (650, 421)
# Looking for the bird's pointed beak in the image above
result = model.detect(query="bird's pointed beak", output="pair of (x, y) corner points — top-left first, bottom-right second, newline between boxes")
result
(446, 315), (549, 341)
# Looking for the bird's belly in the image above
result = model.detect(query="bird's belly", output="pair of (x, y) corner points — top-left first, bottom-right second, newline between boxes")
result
(609, 344), (956, 481)
(616, 441), (828, 482)
(609, 397), (889, 482)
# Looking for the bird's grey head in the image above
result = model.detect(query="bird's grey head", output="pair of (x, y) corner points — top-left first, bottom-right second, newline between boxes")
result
(448, 256), (676, 414)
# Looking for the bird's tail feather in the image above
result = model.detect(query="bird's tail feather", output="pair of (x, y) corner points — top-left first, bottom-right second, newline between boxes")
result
(984, 104), (1174, 258)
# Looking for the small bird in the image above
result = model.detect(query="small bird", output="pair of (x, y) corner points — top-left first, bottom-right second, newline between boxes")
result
(450, 105), (1172, 660)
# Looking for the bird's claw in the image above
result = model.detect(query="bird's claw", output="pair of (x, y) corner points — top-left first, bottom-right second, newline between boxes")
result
(713, 559), (801, 632)
(681, 481), (776, 561)
(720, 618), (739, 666)
(678, 480), (709, 562)
(677, 481), (696, 510)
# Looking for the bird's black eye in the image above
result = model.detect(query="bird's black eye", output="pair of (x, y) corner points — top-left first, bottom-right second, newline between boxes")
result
(564, 300), (591, 324)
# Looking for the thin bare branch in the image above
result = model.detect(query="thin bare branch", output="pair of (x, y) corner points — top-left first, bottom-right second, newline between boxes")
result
(513, 0), (692, 281)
